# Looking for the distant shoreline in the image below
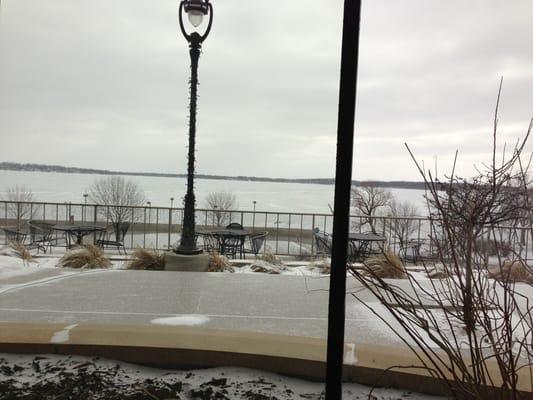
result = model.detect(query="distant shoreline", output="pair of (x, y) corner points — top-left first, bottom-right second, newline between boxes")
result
(0, 162), (427, 190)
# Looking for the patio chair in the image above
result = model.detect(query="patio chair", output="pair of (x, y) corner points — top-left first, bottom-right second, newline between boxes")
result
(225, 222), (243, 230)
(313, 228), (332, 257)
(400, 239), (438, 264)
(220, 236), (245, 259)
(2, 227), (23, 244)
(243, 231), (268, 259)
(96, 222), (129, 255)
(197, 232), (220, 253)
(28, 220), (67, 253)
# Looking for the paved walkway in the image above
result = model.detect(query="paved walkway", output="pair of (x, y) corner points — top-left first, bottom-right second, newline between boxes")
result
(0, 269), (406, 346)
(1, 268), (531, 395)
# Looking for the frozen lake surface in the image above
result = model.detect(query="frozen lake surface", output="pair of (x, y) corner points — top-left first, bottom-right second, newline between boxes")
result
(0, 170), (428, 214)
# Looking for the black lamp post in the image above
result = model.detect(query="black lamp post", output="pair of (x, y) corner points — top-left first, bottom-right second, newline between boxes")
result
(83, 193), (88, 222)
(175, 0), (213, 255)
(252, 200), (256, 231)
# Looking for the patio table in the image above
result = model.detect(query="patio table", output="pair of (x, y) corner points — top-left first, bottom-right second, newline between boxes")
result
(52, 223), (107, 246)
(197, 229), (250, 258)
(348, 232), (386, 261)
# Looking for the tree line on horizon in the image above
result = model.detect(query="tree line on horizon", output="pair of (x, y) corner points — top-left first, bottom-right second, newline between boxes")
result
(0, 162), (427, 190)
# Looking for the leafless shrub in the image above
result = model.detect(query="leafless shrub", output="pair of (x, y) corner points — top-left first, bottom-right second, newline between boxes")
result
(59, 245), (112, 269)
(207, 251), (234, 272)
(204, 192), (237, 227)
(351, 183), (392, 234)
(349, 81), (533, 399)
(127, 248), (165, 270)
(387, 199), (420, 248)
(1, 185), (39, 229)
(363, 250), (407, 279)
(88, 176), (146, 241)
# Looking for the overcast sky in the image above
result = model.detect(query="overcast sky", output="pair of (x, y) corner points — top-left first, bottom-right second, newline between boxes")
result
(0, 0), (532, 181)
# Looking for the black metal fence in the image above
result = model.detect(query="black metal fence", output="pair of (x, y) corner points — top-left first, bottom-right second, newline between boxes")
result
(1, 200), (531, 260)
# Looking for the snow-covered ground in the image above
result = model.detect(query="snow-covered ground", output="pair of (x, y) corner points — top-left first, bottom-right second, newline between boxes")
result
(0, 353), (449, 399)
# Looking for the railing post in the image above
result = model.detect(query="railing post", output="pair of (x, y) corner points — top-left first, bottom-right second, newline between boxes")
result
(155, 208), (159, 249)
(168, 208), (173, 250)
(93, 205), (98, 244)
(311, 214), (316, 255)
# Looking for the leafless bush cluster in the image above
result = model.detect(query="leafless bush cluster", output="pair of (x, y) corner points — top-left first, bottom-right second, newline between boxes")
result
(349, 83), (533, 399)
(88, 176), (146, 240)
(1, 185), (39, 228)
(204, 191), (237, 227)
(351, 183), (392, 234)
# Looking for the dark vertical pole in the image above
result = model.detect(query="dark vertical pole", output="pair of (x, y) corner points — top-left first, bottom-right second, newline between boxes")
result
(177, 32), (202, 255)
(325, 1), (361, 399)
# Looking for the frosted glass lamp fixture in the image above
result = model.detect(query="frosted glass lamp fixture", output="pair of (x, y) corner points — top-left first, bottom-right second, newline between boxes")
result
(184, 0), (209, 27)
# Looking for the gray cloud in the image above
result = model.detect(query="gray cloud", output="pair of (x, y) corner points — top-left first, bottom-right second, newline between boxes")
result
(0, 0), (531, 181)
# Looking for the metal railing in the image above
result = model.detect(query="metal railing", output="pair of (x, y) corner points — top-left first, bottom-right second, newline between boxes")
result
(0, 200), (531, 259)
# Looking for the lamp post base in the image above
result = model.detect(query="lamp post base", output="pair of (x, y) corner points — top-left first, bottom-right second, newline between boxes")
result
(165, 251), (209, 271)
(174, 246), (203, 255)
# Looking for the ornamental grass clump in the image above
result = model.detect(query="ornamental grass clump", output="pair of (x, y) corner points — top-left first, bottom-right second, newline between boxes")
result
(59, 245), (111, 269)
(127, 248), (165, 270)
(1, 241), (36, 264)
(208, 251), (233, 272)
(489, 260), (533, 284)
(363, 250), (407, 279)
(249, 260), (286, 274)
(310, 258), (331, 274)
(259, 250), (282, 266)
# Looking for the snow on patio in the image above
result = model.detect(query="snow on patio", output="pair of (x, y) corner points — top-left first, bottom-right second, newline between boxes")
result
(0, 352), (449, 399)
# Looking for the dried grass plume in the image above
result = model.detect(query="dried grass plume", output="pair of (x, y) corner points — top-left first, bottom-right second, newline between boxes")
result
(488, 260), (533, 284)
(0, 241), (36, 264)
(128, 248), (165, 270)
(59, 245), (111, 269)
(363, 250), (407, 279)
(208, 252), (234, 272)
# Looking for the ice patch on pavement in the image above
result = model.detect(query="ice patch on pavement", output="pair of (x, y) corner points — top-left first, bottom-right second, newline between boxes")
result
(50, 324), (78, 343)
(344, 343), (358, 365)
(151, 314), (210, 326)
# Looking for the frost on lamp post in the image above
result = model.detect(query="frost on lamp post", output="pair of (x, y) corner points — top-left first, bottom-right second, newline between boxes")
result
(175, 0), (213, 255)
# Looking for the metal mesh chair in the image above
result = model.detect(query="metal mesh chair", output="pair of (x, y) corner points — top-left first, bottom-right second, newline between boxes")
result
(219, 236), (244, 259)
(28, 220), (67, 253)
(96, 222), (129, 255)
(243, 231), (268, 259)
(197, 232), (220, 253)
(313, 228), (332, 257)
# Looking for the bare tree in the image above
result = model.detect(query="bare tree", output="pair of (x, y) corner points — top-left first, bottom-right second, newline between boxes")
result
(88, 176), (146, 240)
(349, 82), (533, 399)
(351, 183), (392, 233)
(2, 185), (38, 229)
(388, 199), (419, 248)
(204, 192), (237, 227)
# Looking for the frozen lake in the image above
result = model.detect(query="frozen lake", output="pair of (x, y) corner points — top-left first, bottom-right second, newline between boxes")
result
(0, 170), (427, 215)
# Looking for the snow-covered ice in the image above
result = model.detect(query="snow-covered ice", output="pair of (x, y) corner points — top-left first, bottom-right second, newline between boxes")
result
(151, 315), (210, 326)
(50, 323), (78, 343)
